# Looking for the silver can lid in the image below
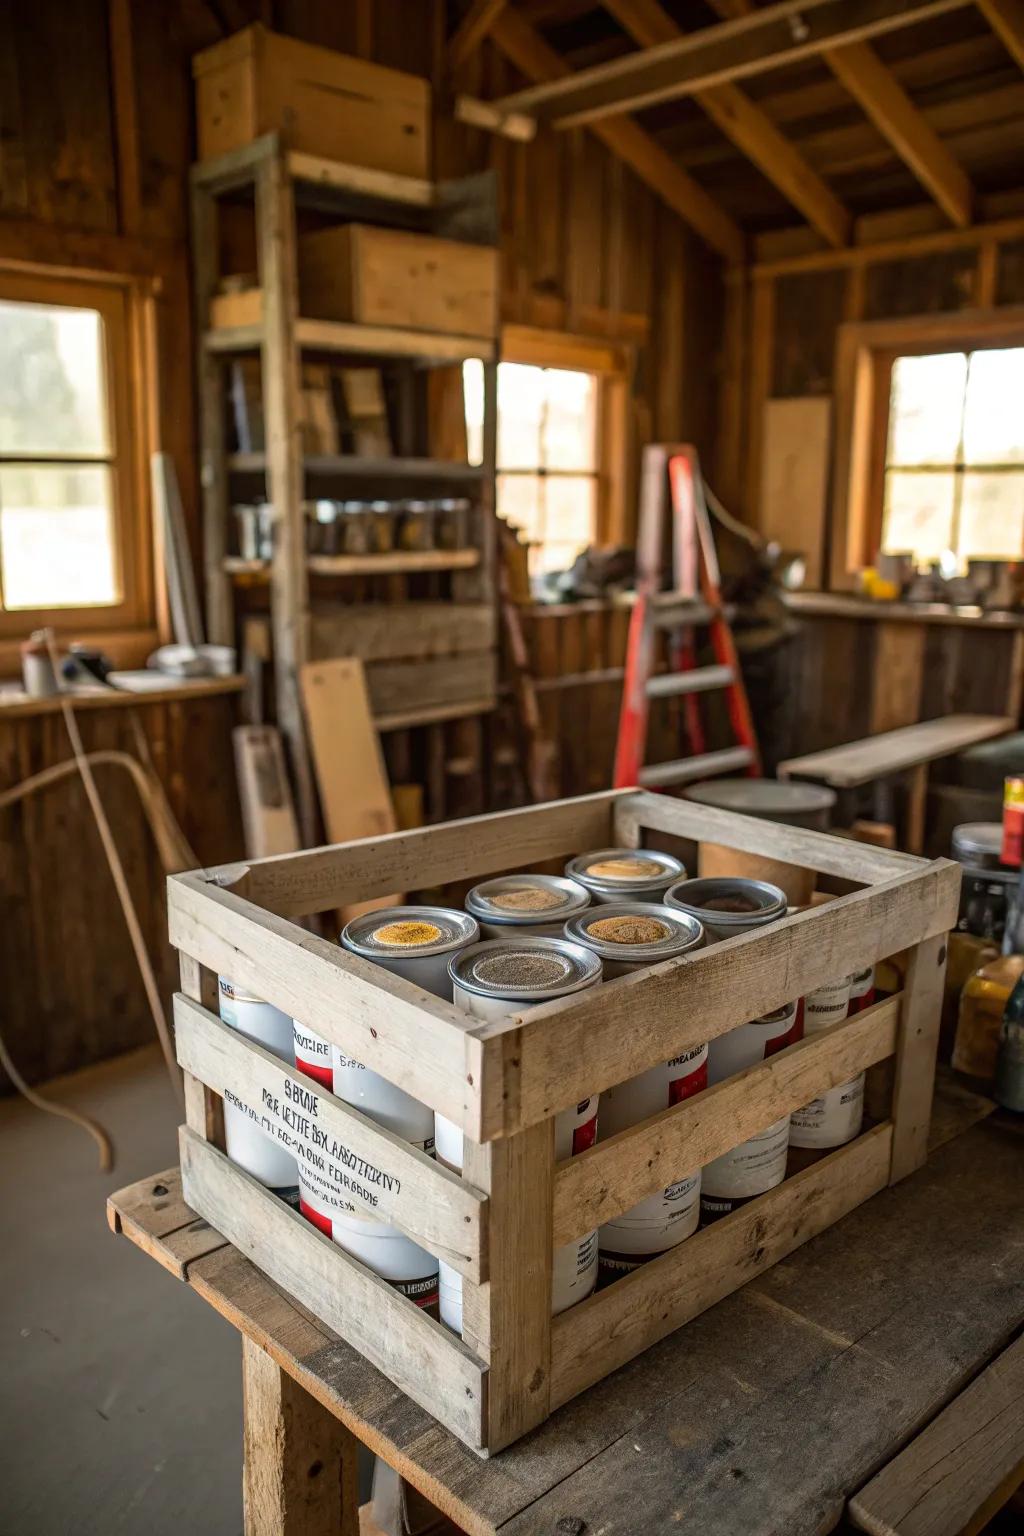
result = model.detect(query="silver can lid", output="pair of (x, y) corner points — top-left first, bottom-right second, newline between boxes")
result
(665, 876), (787, 925)
(342, 906), (479, 959)
(565, 847), (684, 893)
(465, 874), (591, 926)
(951, 822), (1003, 866)
(449, 936), (602, 1001)
(564, 903), (704, 963)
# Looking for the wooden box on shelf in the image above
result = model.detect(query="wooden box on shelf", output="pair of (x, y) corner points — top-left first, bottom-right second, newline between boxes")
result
(297, 225), (498, 339)
(170, 791), (957, 1457)
(193, 23), (430, 177)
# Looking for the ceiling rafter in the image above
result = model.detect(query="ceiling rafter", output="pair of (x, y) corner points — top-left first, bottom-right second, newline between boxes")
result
(449, 0), (510, 70)
(710, 0), (973, 227)
(600, 0), (849, 248)
(464, 5), (746, 262)
(976, 0), (1024, 71)
(481, 0), (972, 127)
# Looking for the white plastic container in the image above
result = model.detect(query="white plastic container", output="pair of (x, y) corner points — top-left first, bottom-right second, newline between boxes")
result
(790, 974), (864, 1150)
(436, 937), (603, 1332)
(665, 876), (787, 943)
(565, 848), (685, 905)
(465, 873), (591, 939)
(700, 1001), (798, 1222)
(217, 977), (299, 1203)
(564, 902), (704, 978)
(341, 905), (478, 1002)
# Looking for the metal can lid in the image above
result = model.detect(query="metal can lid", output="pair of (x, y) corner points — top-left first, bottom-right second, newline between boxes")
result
(951, 822), (1003, 866)
(564, 903), (704, 963)
(465, 874), (591, 925)
(342, 906), (479, 959)
(665, 876), (787, 925)
(565, 847), (684, 892)
(449, 936), (602, 1001)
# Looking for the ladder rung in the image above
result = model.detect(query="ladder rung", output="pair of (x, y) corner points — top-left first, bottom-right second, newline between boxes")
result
(648, 596), (717, 628)
(645, 664), (735, 699)
(638, 745), (754, 789)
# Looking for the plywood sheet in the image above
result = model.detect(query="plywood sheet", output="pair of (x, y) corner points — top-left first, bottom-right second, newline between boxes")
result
(760, 396), (831, 588)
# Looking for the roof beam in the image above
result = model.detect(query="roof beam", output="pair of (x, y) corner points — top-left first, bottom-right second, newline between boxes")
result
(710, 0), (973, 227)
(977, 0), (1024, 70)
(486, 6), (746, 262)
(486, 0), (971, 128)
(449, 0), (509, 70)
(601, 0), (849, 248)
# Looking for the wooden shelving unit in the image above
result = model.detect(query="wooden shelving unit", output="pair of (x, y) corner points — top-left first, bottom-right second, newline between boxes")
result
(190, 133), (499, 841)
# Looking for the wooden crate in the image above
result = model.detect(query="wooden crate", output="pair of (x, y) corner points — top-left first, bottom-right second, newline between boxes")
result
(193, 24), (430, 177)
(298, 225), (499, 339)
(169, 790), (959, 1456)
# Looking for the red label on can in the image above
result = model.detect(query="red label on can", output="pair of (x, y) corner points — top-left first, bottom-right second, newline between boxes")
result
(572, 1108), (598, 1155)
(765, 1009), (802, 1058)
(300, 1195), (333, 1238)
(296, 1056), (333, 1089)
(668, 1059), (708, 1103)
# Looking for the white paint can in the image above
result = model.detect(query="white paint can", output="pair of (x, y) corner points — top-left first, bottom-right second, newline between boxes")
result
(664, 876), (787, 942)
(565, 848), (685, 905)
(437, 937), (603, 1333)
(465, 873), (591, 939)
(563, 902), (704, 979)
(700, 1001), (799, 1222)
(217, 977), (299, 1204)
(292, 1019), (436, 1149)
(298, 1169), (438, 1311)
(790, 973), (864, 1150)
(341, 905), (479, 1002)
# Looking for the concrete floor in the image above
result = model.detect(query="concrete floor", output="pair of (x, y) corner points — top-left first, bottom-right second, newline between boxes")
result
(0, 1047), (242, 1535)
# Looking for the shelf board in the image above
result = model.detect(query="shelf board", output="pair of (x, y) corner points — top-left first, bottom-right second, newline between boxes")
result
(205, 319), (496, 364)
(286, 152), (435, 209)
(224, 549), (481, 581)
(0, 675), (244, 717)
(228, 453), (485, 482)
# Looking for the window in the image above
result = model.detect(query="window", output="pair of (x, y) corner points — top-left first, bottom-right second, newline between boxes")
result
(0, 269), (147, 634)
(463, 328), (630, 578)
(882, 348), (1024, 566)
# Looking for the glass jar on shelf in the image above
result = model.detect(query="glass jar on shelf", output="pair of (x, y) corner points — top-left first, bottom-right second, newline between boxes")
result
(399, 499), (435, 551)
(435, 497), (472, 550)
(339, 500), (372, 555)
(368, 499), (396, 554)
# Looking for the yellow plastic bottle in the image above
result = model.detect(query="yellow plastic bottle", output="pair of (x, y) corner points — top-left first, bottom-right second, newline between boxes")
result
(953, 953), (1024, 1084)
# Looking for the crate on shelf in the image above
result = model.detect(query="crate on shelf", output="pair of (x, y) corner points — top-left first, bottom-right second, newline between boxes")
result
(169, 790), (958, 1457)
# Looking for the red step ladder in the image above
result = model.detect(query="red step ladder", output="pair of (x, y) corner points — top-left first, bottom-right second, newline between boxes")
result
(613, 444), (761, 790)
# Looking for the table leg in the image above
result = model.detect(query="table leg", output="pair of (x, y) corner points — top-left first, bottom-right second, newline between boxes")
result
(242, 1336), (360, 1536)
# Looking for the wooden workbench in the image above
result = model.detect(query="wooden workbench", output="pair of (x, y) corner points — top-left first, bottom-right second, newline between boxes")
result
(107, 1078), (1021, 1536)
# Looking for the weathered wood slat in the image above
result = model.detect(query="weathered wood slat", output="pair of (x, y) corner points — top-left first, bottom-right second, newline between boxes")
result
(778, 714), (1013, 788)
(174, 995), (488, 1280)
(549, 1123), (894, 1409)
(179, 1128), (488, 1452)
(553, 994), (899, 1246)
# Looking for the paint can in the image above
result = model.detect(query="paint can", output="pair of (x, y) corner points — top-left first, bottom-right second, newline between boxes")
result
(564, 848), (685, 905)
(292, 1019), (436, 1149)
(217, 977), (300, 1205)
(436, 937), (603, 1333)
(848, 965), (876, 1013)
(664, 876), (787, 942)
(789, 974), (863, 1152)
(298, 1175), (439, 1312)
(341, 906), (479, 1002)
(700, 1001), (799, 1222)
(563, 902), (704, 978)
(465, 873), (591, 939)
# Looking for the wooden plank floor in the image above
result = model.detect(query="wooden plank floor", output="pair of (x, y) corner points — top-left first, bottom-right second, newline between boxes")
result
(107, 1074), (1020, 1536)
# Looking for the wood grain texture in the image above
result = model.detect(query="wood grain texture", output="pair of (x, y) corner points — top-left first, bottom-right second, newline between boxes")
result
(179, 1128), (488, 1452)
(779, 715), (1014, 788)
(243, 1335), (360, 1536)
(553, 994), (899, 1245)
(849, 1331), (1024, 1536)
(890, 932), (948, 1181)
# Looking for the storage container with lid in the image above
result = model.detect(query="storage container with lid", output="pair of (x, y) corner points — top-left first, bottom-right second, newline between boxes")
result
(465, 873), (591, 940)
(565, 848), (685, 904)
(564, 902), (704, 979)
(701, 1001), (798, 1222)
(341, 906), (478, 1002)
(665, 875), (787, 942)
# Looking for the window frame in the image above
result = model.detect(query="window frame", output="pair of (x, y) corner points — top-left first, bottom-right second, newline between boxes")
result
(500, 325), (632, 559)
(831, 306), (1024, 590)
(0, 266), (153, 641)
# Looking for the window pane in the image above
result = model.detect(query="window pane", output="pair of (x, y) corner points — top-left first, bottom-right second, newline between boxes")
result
(542, 369), (597, 471)
(496, 472), (544, 543)
(958, 471), (1024, 562)
(887, 353), (966, 466)
(0, 301), (109, 455)
(537, 475), (596, 573)
(462, 359), (483, 467)
(0, 465), (119, 608)
(497, 364), (545, 469)
(963, 349), (1024, 466)
(881, 469), (955, 563)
